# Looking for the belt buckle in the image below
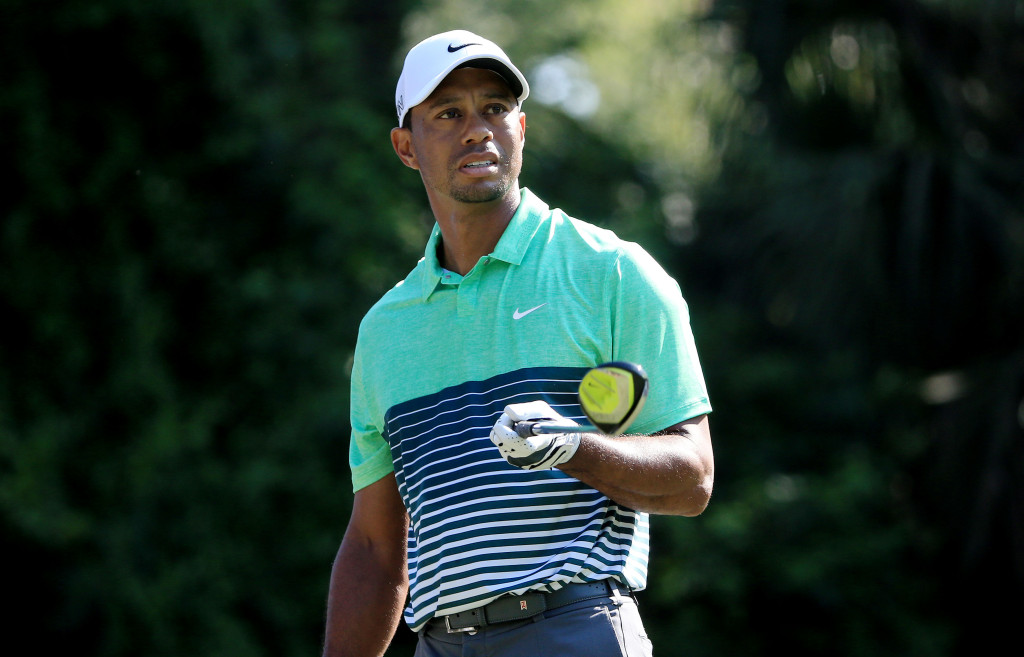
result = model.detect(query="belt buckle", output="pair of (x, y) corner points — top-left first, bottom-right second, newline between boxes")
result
(444, 616), (478, 635)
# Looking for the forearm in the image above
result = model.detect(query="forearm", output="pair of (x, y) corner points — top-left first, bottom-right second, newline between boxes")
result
(322, 530), (408, 657)
(558, 417), (714, 516)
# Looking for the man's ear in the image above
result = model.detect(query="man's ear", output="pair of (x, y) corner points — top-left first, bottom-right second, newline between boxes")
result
(391, 127), (419, 170)
(519, 111), (526, 143)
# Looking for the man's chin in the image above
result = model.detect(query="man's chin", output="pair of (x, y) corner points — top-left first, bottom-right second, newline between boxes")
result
(451, 181), (513, 204)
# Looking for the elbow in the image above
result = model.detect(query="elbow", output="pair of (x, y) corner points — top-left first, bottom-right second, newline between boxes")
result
(624, 476), (713, 516)
(678, 478), (713, 517)
(671, 460), (714, 516)
(669, 416), (714, 517)
(642, 452), (713, 517)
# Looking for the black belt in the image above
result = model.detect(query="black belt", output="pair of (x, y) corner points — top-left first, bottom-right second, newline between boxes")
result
(439, 580), (626, 634)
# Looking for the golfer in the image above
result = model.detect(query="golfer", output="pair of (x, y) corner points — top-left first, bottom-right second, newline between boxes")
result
(323, 30), (714, 657)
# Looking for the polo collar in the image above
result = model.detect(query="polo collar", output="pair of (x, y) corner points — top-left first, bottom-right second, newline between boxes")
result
(419, 188), (548, 299)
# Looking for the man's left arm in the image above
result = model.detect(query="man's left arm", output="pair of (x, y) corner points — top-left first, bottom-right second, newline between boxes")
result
(557, 414), (713, 516)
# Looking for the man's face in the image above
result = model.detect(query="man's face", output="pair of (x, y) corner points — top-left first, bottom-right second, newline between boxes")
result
(392, 67), (526, 205)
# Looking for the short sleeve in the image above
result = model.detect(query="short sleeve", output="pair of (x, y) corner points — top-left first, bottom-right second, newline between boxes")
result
(348, 338), (396, 492)
(609, 244), (711, 434)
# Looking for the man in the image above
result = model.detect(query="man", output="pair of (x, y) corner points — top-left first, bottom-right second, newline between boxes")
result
(323, 30), (714, 657)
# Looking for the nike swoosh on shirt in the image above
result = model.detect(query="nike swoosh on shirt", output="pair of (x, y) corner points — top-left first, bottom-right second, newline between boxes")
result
(448, 43), (479, 52)
(513, 303), (547, 320)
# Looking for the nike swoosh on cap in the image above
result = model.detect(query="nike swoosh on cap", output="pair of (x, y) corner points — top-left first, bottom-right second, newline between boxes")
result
(447, 43), (479, 52)
(513, 303), (547, 320)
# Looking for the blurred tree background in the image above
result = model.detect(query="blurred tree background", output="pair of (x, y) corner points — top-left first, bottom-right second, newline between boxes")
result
(1, 0), (1021, 655)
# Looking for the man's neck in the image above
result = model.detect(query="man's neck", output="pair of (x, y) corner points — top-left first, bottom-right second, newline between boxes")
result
(431, 186), (521, 276)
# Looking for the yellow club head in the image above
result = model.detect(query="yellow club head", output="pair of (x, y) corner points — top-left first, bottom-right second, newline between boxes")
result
(578, 362), (648, 436)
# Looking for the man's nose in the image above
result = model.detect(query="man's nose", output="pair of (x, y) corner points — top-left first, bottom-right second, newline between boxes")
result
(463, 111), (494, 144)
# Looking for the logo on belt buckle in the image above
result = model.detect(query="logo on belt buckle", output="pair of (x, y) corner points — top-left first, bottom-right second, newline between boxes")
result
(520, 599), (528, 611)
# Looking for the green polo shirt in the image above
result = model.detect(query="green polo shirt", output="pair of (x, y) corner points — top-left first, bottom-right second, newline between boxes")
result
(349, 187), (710, 631)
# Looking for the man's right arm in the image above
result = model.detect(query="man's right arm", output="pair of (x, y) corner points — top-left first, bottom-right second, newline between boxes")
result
(323, 474), (409, 657)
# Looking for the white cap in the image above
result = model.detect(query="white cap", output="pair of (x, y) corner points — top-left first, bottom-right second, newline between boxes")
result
(395, 30), (530, 127)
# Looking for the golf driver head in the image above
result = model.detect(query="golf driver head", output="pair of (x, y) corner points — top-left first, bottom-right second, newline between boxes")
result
(515, 361), (649, 437)
(577, 361), (648, 436)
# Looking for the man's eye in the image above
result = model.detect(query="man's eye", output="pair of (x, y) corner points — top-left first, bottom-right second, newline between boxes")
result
(438, 109), (460, 119)
(486, 104), (509, 114)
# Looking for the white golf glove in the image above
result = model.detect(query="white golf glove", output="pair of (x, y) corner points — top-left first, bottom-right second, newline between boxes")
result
(489, 400), (582, 471)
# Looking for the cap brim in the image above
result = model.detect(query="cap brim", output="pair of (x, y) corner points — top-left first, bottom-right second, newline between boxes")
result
(455, 59), (525, 98)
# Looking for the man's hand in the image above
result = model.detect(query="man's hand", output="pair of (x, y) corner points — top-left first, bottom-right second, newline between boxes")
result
(489, 400), (582, 470)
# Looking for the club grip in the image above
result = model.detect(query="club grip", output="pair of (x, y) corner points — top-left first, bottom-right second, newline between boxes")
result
(515, 420), (584, 437)
(515, 421), (540, 438)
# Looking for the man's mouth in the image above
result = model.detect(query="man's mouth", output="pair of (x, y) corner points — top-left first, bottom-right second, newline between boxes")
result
(463, 160), (496, 169)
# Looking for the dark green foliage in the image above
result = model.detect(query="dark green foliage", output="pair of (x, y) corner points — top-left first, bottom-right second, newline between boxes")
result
(664, 1), (1024, 655)
(1, 1), (422, 654)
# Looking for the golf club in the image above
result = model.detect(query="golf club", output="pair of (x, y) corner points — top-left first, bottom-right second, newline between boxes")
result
(515, 361), (649, 438)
